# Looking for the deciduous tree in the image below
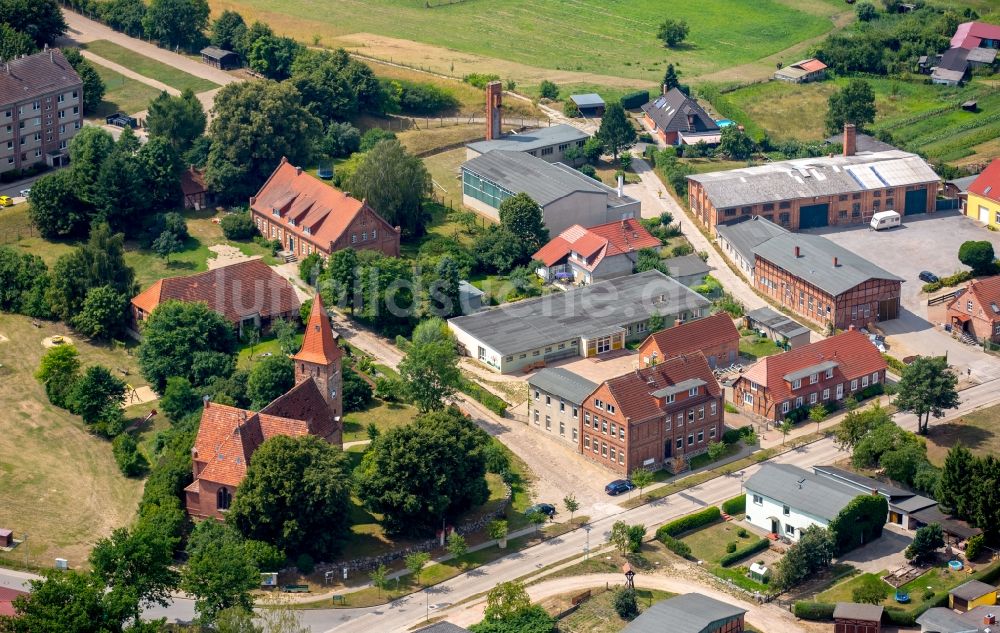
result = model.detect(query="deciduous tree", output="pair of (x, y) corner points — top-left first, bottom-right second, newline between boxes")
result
(0, 0), (66, 47)
(90, 525), (178, 624)
(904, 523), (943, 564)
(99, 0), (147, 35)
(47, 223), (137, 323)
(142, 0), (210, 50)
(61, 48), (105, 114)
(826, 79), (877, 135)
(0, 23), (35, 60)
(895, 355), (959, 434)
(138, 300), (237, 392)
(0, 247), (50, 317)
(210, 10), (246, 52)
(146, 89), (207, 153)
(398, 319), (461, 411)
(0, 570), (125, 633)
(249, 35), (303, 81)
(181, 520), (258, 625)
(498, 193), (549, 258)
(70, 126), (117, 209)
(958, 240), (996, 276)
(347, 139), (431, 237)
(772, 525), (835, 590)
(718, 125), (755, 160)
(67, 365), (127, 436)
(657, 19), (689, 48)
(72, 285), (130, 340)
(35, 343), (81, 409)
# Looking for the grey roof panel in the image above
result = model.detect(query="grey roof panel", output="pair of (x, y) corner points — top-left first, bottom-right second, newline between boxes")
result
(461, 150), (608, 207)
(824, 132), (898, 153)
(752, 232), (903, 296)
(948, 174), (979, 193)
(833, 602), (884, 622)
(783, 360), (839, 382)
(623, 593), (746, 633)
(812, 465), (912, 499)
(466, 124), (588, 155)
(0, 49), (82, 105)
(651, 378), (706, 399)
(414, 623), (471, 633)
(663, 254), (710, 277)
(688, 151), (939, 210)
(916, 607), (982, 633)
(951, 580), (997, 601)
(571, 93), (605, 107)
(448, 270), (711, 356)
(528, 368), (597, 405)
(745, 463), (861, 521)
(641, 88), (720, 136)
(715, 216), (789, 265)
(745, 306), (810, 339)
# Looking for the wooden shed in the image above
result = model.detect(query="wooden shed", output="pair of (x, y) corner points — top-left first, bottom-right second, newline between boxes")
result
(834, 602), (883, 633)
(0, 529), (12, 548)
(200, 46), (240, 70)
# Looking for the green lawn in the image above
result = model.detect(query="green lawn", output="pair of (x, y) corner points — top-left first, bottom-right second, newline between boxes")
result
(720, 75), (1000, 165)
(681, 521), (754, 564)
(217, 0), (840, 82)
(739, 335), (783, 361)
(689, 441), (740, 470)
(342, 401), (418, 442)
(90, 63), (164, 118)
(558, 588), (677, 633)
(83, 40), (219, 93)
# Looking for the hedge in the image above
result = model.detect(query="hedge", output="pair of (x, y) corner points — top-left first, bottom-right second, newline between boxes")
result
(922, 270), (972, 293)
(458, 378), (507, 416)
(655, 506), (721, 539)
(718, 536), (768, 567)
(793, 602), (835, 621)
(620, 90), (649, 109)
(721, 495), (745, 515)
(882, 353), (907, 375)
(885, 607), (917, 626)
(660, 534), (691, 558)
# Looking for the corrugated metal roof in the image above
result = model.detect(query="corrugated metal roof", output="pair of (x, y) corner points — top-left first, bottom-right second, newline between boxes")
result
(570, 93), (605, 107)
(623, 593), (746, 633)
(688, 151), (939, 210)
(447, 270), (710, 356)
(745, 306), (810, 338)
(745, 463), (862, 521)
(528, 367), (597, 405)
(461, 150), (608, 207)
(466, 124), (588, 154)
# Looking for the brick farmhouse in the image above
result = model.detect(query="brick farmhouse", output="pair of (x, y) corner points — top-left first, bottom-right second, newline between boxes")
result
(185, 296), (343, 519)
(532, 218), (661, 284)
(250, 158), (400, 260)
(687, 125), (940, 234)
(638, 312), (740, 370)
(641, 87), (721, 147)
(732, 329), (887, 423)
(580, 351), (724, 475)
(947, 275), (1000, 344)
(130, 259), (300, 334)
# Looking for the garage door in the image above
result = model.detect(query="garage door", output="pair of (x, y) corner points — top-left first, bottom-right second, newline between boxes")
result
(904, 188), (928, 214)
(799, 203), (829, 229)
(979, 205), (990, 224)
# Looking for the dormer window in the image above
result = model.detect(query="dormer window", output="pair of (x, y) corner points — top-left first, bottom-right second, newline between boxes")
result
(825, 368), (833, 379)
(665, 394), (675, 403)
(688, 386), (698, 396)
(809, 373), (818, 384)
(271, 207), (279, 216)
(792, 378), (802, 389)
(304, 227), (311, 235)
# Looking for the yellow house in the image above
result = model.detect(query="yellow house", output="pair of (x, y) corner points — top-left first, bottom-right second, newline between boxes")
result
(950, 580), (997, 612)
(966, 159), (1000, 228)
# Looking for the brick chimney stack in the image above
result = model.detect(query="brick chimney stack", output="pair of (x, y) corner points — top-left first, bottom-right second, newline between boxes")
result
(843, 123), (857, 157)
(794, 246), (801, 257)
(833, 256), (839, 267)
(485, 81), (503, 141)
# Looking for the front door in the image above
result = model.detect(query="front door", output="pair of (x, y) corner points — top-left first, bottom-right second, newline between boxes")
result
(771, 518), (779, 535)
(596, 336), (611, 354)
(288, 236), (295, 252)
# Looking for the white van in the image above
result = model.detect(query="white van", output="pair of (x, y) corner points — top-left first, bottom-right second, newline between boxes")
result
(870, 210), (901, 231)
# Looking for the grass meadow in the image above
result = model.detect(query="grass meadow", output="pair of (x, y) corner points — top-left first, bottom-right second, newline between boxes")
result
(210, 0), (842, 83)
(83, 40), (220, 94)
(90, 63), (164, 118)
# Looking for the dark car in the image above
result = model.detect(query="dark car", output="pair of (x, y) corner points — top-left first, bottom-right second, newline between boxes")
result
(605, 479), (635, 496)
(525, 503), (556, 518)
(919, 271), (939, 284)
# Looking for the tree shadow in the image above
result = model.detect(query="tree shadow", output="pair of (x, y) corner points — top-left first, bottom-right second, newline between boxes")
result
(927, 422), (994, 453)
(165, 260), (196, 271)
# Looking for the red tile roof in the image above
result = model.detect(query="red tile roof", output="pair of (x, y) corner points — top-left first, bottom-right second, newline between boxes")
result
(640, 313), (739, 360)
(533, 219), (662, 270)
(293, 294), (341, 366)
(0, 587), (26, 618)
(795, 58), (828, 73)
(741, 330), (886, 403)
(260, 379), (339, 440)
(948, 275), (1000, 320)
(951, 22), (1000, 49)
(251, 158), (395, 247)
(968, 159), (1000, 203)
(131, 259), (299, 324)
(603, 351), (720, 422)
(181, 167), (208, 196)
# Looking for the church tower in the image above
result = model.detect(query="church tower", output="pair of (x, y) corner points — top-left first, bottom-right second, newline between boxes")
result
(293, 294), (343, 421)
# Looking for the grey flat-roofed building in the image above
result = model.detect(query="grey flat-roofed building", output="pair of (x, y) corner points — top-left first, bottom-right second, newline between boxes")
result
(461, 150), (640, 234)
(623, 593), (746, 633)
(663, 253), (710, 287)
(716, 216), (790, 275)
(528, 368), (596, 445)
(466, 124), (588, 164)
(448, 270), (710, 374)
(570, 93), (606, 117)
(918, 605), (996, 633)
(753, 232), (903, 297)
(744, 307), (811, 349)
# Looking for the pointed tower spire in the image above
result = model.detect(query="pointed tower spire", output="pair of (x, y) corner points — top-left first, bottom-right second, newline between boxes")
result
(293, 294), (341, 366)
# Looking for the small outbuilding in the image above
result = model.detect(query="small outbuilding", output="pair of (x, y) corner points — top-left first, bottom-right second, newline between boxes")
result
(0, 529), (12, 548)
(662, 254), (710, 288)
(834, 602), (883, 633)
(180, 166), (212, 210)
(200, 46), (240, 70)
(569, 93), (605, 117)
(949, 580), (997, 613)
(744, 307), (811, 350)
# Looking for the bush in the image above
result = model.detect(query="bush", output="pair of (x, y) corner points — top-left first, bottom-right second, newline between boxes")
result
(737, 527), (748, 538)
(112, 433), (149, 477)
(882, 353), (907, 375)
(220, 212), (257, 240)
(660, 534), (691, 558)
(922, 270), (973, 293)
(724, 402), (739, 414)
(967, 533), (985, 560)
(458, 378), (507, 416)
(721, 495), (745, 515)
(656, 506), (721, 539)
(718, 537), (769, 567)
(462, 73), (500, 89)
(620, 90), (649, 109)
(394, 80), (460, 115)
(859, 383), (885, 400)
(343, 368), (374, 413)
(374, 376), (407, 403)
(722, 429), (741, 445)
(922, 588), (935, 600)
(885, 608), (916, 627)
(613, 588), (638, 620)
(296, 553), (315, 574)
(793, 602), (835, 621)
(725, 541), (737, 553)
(538, 80), (559, 100)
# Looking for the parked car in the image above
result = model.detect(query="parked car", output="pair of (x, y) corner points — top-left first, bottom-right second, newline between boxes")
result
(605, 479), (635, 496)
(18, 188), (30, 198)
(919, 271), (939, 284)
(868, 334), (887, 353)
(0, 196), (12, 207)
(525, 503), (556, 518)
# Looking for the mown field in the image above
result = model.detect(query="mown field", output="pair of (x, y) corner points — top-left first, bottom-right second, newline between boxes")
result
(719, 76), (1000, 165)
(210, 0), (842, 83)
(83, 40), (220, 94)
(90, 63), (164, 118)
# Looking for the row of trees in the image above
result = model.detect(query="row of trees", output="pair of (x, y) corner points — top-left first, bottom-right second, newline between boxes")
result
(939, 444), (1000, 540)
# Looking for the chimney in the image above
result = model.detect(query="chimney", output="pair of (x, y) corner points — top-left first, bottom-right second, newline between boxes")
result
(833, 256), (839, 267)
(843, 123), (857, 157)
(849, 324), (856, 331)
(617, 174), (624, 197)
(794, 246), (801, 257)
(295, 166), (302, 176)
(202, 395), (210, 408)
(663, 83), (669, 96)
(485, 81), (503, 141)
(985, 614), (996, 626)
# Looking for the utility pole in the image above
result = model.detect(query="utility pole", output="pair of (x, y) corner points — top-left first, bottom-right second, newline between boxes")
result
(23, 533), (28, 569)
(583, 525), (592, 561)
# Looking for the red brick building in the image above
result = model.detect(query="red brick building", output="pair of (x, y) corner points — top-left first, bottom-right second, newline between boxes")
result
(833, 603), (883, 633)
(130, 259), (300, 334)
(638, 312), (740, 370)
(947, 275), (1000, 344)
(250, 158), (400, 260)
(731, 329), (887, 423)
(739, 221), (902, 330)
(185, 295), (343, 519)
(579, 352), (724, 475)
(687, 126), (940, 234)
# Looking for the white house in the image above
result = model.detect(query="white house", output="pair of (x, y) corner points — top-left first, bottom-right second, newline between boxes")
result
(744, 463), (862, 541)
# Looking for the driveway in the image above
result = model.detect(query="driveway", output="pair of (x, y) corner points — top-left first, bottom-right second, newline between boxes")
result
(810, 212), (1000, 381)
(837, 525), (913, 574)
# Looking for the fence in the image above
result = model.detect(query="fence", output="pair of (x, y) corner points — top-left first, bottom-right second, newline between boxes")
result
(0, 226), (36, 244)
(927, 291), (958, 306)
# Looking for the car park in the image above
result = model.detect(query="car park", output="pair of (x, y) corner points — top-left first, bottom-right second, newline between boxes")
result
(524, 503), (556, 518)
(918, 271), (939, 284)
(604, 479), (635, 496)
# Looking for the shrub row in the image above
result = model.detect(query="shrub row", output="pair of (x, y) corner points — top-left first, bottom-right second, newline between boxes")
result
(922, 270), (973, 293)
(721, 495), (746, 516)
(655, 506), (721, 539)
(620, 90), (650, 109)
(718, 537), (769, 567)
(660, 534), (691, 558)
(458, 378), (507, 416)
(793, 602), (835, 621)
(883, 353), (907, 375)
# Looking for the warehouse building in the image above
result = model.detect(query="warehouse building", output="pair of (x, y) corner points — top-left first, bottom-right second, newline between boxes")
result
(447, 270), (710, 374)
